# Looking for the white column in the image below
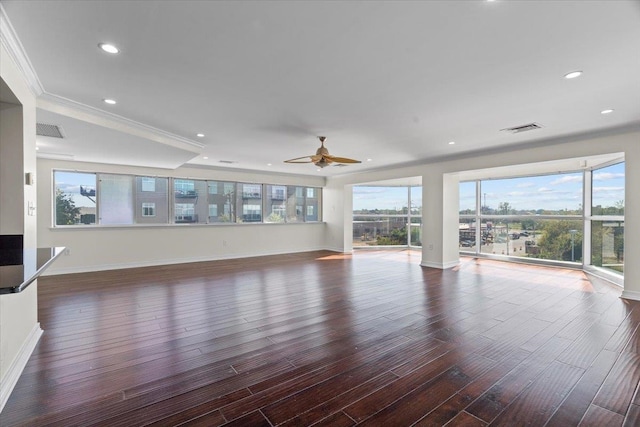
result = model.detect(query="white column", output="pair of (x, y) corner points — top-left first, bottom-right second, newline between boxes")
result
(421, 171), (460, 269)
(621, 143), (640, 300)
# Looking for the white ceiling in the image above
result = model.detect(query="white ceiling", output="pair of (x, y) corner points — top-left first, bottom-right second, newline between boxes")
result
(2, 0), (640, 176)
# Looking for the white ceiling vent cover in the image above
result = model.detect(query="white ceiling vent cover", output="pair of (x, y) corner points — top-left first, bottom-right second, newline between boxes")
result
(500, 122), (543, 134)
(36, 123), (65, 138)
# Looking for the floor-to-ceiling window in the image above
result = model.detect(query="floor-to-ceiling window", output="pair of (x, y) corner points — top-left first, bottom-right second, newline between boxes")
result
(589, 162), (625, 275)
(459, 161), (624, 278)
(353, 185), (422, 248)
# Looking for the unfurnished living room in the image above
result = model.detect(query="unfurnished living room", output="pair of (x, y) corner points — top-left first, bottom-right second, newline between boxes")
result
(1, 1), (639, 426)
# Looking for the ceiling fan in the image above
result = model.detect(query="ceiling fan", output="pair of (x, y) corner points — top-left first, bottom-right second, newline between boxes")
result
(284, 136), (362, 168)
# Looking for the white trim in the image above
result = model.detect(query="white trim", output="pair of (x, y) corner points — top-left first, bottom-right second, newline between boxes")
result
(584, 266), (624, 288)
(42, 247), (342, 276)
(621, 290), (640, 302)
(421, 260), (459, 269)
(0, 3), (44, 96)
(0, 323), (43, 413)
(37, 93), (204, 153)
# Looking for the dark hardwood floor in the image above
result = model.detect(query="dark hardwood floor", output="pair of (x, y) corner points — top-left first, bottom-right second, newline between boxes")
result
(2, 250), (639, 426)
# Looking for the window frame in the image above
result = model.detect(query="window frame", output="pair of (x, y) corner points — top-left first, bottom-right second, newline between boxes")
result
(52, 168), (322, 227)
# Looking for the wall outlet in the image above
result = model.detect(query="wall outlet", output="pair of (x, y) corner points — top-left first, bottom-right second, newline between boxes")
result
(428, 244), (434, 250)
(64, 248), (71, 256)
(222, 240), (228, 247)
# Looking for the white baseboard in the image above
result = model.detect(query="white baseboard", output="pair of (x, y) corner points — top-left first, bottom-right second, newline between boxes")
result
(42, 247), (343, 276)
(420, 260), (460, 269)
(0, 323), (43, 413)
(621, 290), (640, 301)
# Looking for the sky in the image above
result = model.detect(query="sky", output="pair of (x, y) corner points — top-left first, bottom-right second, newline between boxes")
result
(459, 162), (625, 213)
(353, 186), (422, 211)
(55, 171), (98, 208)
(354, 162), (625, 213)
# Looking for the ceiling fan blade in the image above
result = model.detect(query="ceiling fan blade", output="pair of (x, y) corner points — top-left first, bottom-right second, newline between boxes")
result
(284, 155), (314, 163)
(324, 154), (362, 164)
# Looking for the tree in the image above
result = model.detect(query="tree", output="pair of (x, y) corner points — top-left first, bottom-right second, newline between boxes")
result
(536, 220), (582, 261)
(498, 202), (512, 215)
(55, 189), (80, 225)
(376, 227), (408, 245)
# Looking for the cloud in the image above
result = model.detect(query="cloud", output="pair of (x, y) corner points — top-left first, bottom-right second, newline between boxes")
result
(592, 186), (624, 193)
(537, 187), (554, 193)
(516, 182), (536, 188)
(593, 172), (625, 181)
(550, 175), (582, 185)
(507, 191), (526, 197)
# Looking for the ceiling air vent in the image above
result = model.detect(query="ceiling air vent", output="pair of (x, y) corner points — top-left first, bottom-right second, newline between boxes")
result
(36, 123), (65, 138)
(219, 160), (237, 164)
(500, 122), (543, 134)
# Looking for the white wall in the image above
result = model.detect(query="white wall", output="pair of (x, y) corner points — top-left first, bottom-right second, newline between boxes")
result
(37, 159), (327, 274)
(0, 43), (39, 410)
(324, 127), (640, 298)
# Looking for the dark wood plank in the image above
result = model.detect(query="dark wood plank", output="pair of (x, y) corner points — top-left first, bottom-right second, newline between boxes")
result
(546, 349), (619, 427)
(579, 404), (625, 426)
(593, 352), (640, 415)
(489, 360), (584, 426)
(1, 250), (638, 427)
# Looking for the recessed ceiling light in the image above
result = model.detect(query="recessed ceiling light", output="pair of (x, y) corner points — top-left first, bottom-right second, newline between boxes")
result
(203, 156), (209, 159)
(103, 98), (116, 105)
(564, 71), (582, 79)
(267, 163), (272, 166)
(601, 109), (614, 114)
(35, 146), (39, 151)
(317, 168), (322, 171)
(196, 133), (205, 138)
(98, 43), (119, 54)
(367, 158), (372, 162)
(448, 141), (456, 145)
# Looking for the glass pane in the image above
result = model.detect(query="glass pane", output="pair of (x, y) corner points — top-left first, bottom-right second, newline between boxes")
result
(54, 171), (97, 225)
(266, 185), (286, 223)
(99, 174), (134, 225)
(306, 187), (320, 222)
(353, 186), (409, 214)
(173, 179), (207, 223)
(479, 218), (582, 262)
(207, 181), (236, 223)
(459, 218), (477, 251)
(287, 186), (305, 223)
(592, 162), (625, 216)
(238, 183), (262, 223)
(481, 172), (583, 215)
(410, 186), (422, 216)
(591, 220), (624, 274)
(459, 181), (476, 215)
(353, 216), (407, 246)
(409, 223), (422, 247)
(135, 177), (169, 224)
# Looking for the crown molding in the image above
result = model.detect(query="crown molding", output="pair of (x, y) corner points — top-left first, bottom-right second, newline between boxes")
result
(38, 92), (205, 153)
(1, 3), (202, 155)
(0, 3), (44, 96)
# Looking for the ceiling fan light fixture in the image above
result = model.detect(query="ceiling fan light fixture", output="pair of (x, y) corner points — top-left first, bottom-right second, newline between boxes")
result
(564, 70), (582, 79)
(284, 136), (361, 168)
(98, 43), (120, 54)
